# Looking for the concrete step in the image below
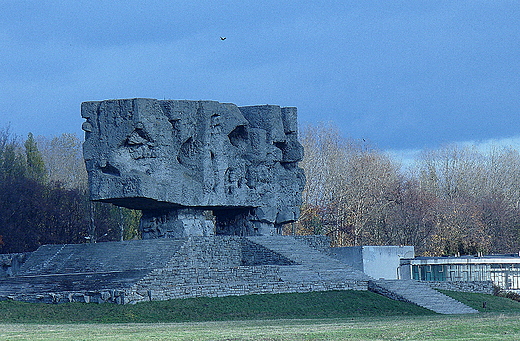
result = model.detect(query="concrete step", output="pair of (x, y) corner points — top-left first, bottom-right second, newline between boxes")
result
(369, 279), (478, 314)
(19, 239), (186, 276)
(0, 270), (150, 296)
(246, 236), (371, 283)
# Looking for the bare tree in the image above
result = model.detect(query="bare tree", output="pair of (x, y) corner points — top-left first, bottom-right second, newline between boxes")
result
(414, 143), (520, 254)
(36, 133), (88, 190)
(298, 123), (402, 246)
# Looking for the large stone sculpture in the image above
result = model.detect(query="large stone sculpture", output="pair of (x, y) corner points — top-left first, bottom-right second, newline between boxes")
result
(82, 98), (305, 238)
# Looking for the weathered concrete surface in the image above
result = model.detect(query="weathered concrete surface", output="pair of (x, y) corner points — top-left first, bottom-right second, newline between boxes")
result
(330, 245), (415, 279)
(82, 99), (305, 237)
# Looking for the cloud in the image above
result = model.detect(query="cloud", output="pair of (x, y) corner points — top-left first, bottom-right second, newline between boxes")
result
(1, 1), (520, 152)
(461, 136), (520, 154)
(387, 135), (520, 171)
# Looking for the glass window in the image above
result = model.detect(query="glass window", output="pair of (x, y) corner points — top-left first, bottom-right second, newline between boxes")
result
(412, 265), (420, 280)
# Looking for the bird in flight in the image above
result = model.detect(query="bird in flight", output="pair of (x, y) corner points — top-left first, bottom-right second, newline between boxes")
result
(220, 36), (226, 41)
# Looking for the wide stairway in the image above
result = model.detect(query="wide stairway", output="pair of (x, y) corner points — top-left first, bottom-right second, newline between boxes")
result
(0, 239), (186, 302)
(1, 236), (371, 303)
(0, 237), (479, 311)
(18, 239), (186, 276)
(247, 236), (370, 284)
(369, 279), (478, 314)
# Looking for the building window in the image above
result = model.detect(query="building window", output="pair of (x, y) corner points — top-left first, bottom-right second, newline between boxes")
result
(412, 265), (420, 280)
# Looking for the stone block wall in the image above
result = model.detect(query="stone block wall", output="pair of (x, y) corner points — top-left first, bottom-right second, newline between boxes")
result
(6, 290), (127, 304)
(127, 266), (367, 303)
(240, 239), (296, 266)
(125, 236), (368, 303)
(293, 235), (331, 254)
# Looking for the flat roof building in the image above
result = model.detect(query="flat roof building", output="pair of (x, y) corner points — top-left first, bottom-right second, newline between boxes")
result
(400, 253), (520, 291)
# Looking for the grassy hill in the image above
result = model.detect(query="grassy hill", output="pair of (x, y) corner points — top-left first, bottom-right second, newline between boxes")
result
(0, 290), (431, 323)
(440, 289), (520, 313)
(1, 289), (520, 324)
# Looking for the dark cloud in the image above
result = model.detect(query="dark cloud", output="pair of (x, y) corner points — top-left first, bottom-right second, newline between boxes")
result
(1, 1), (519, 151)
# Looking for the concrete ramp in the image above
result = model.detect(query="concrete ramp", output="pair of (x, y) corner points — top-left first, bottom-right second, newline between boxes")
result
(369, 279), (478, 314)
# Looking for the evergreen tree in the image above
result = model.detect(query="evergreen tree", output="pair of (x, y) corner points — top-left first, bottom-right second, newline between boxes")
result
(0, 127), (24, 178)
(24, 132), (46, 182)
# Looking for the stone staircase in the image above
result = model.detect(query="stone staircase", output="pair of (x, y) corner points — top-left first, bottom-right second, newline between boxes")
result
(0, 239), (187, 303)
(0, 236), (371, 304)
(369, 279), (478, 314)
(0, 236), (480, 311)
(247, 236), (370, 284)
(18, 239), (186, 276)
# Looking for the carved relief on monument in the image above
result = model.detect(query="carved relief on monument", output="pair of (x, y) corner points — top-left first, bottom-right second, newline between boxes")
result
(82, 98), (305, 237)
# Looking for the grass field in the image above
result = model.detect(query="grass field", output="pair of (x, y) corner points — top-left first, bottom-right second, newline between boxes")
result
(1, 290), (520, 340)
(1, 314), (520, 340)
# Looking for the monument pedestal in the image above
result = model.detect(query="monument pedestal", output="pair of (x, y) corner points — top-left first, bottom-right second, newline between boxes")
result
(140, 209), (215, 238)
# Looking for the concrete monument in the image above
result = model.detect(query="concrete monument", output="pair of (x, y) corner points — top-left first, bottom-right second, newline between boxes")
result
(82, 98), (305, 238)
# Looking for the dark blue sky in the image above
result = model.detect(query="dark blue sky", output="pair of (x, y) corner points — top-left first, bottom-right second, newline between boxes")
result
(1, 1), (519, 155)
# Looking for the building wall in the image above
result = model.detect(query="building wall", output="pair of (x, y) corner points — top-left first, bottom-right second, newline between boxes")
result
(329, 246), (364, 272)
(331, 246), (415, 279)
(362, 246), (415, 279)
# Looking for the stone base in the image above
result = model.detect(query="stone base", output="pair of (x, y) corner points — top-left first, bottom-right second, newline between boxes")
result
(0, 236), (369, 304)
(140, 207), (286, 238)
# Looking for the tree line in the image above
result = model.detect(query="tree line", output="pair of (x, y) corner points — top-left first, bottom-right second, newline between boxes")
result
(294, 123), (520, 256)
(2, 123), (520, 256)
(0, 126), (140, 253)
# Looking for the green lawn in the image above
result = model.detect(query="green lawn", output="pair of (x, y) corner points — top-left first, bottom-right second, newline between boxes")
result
(1, 314), (520, 340)
(440, 289), (520, 313)
(0, 290), (432, 324)
(1, 290), (520, 340)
